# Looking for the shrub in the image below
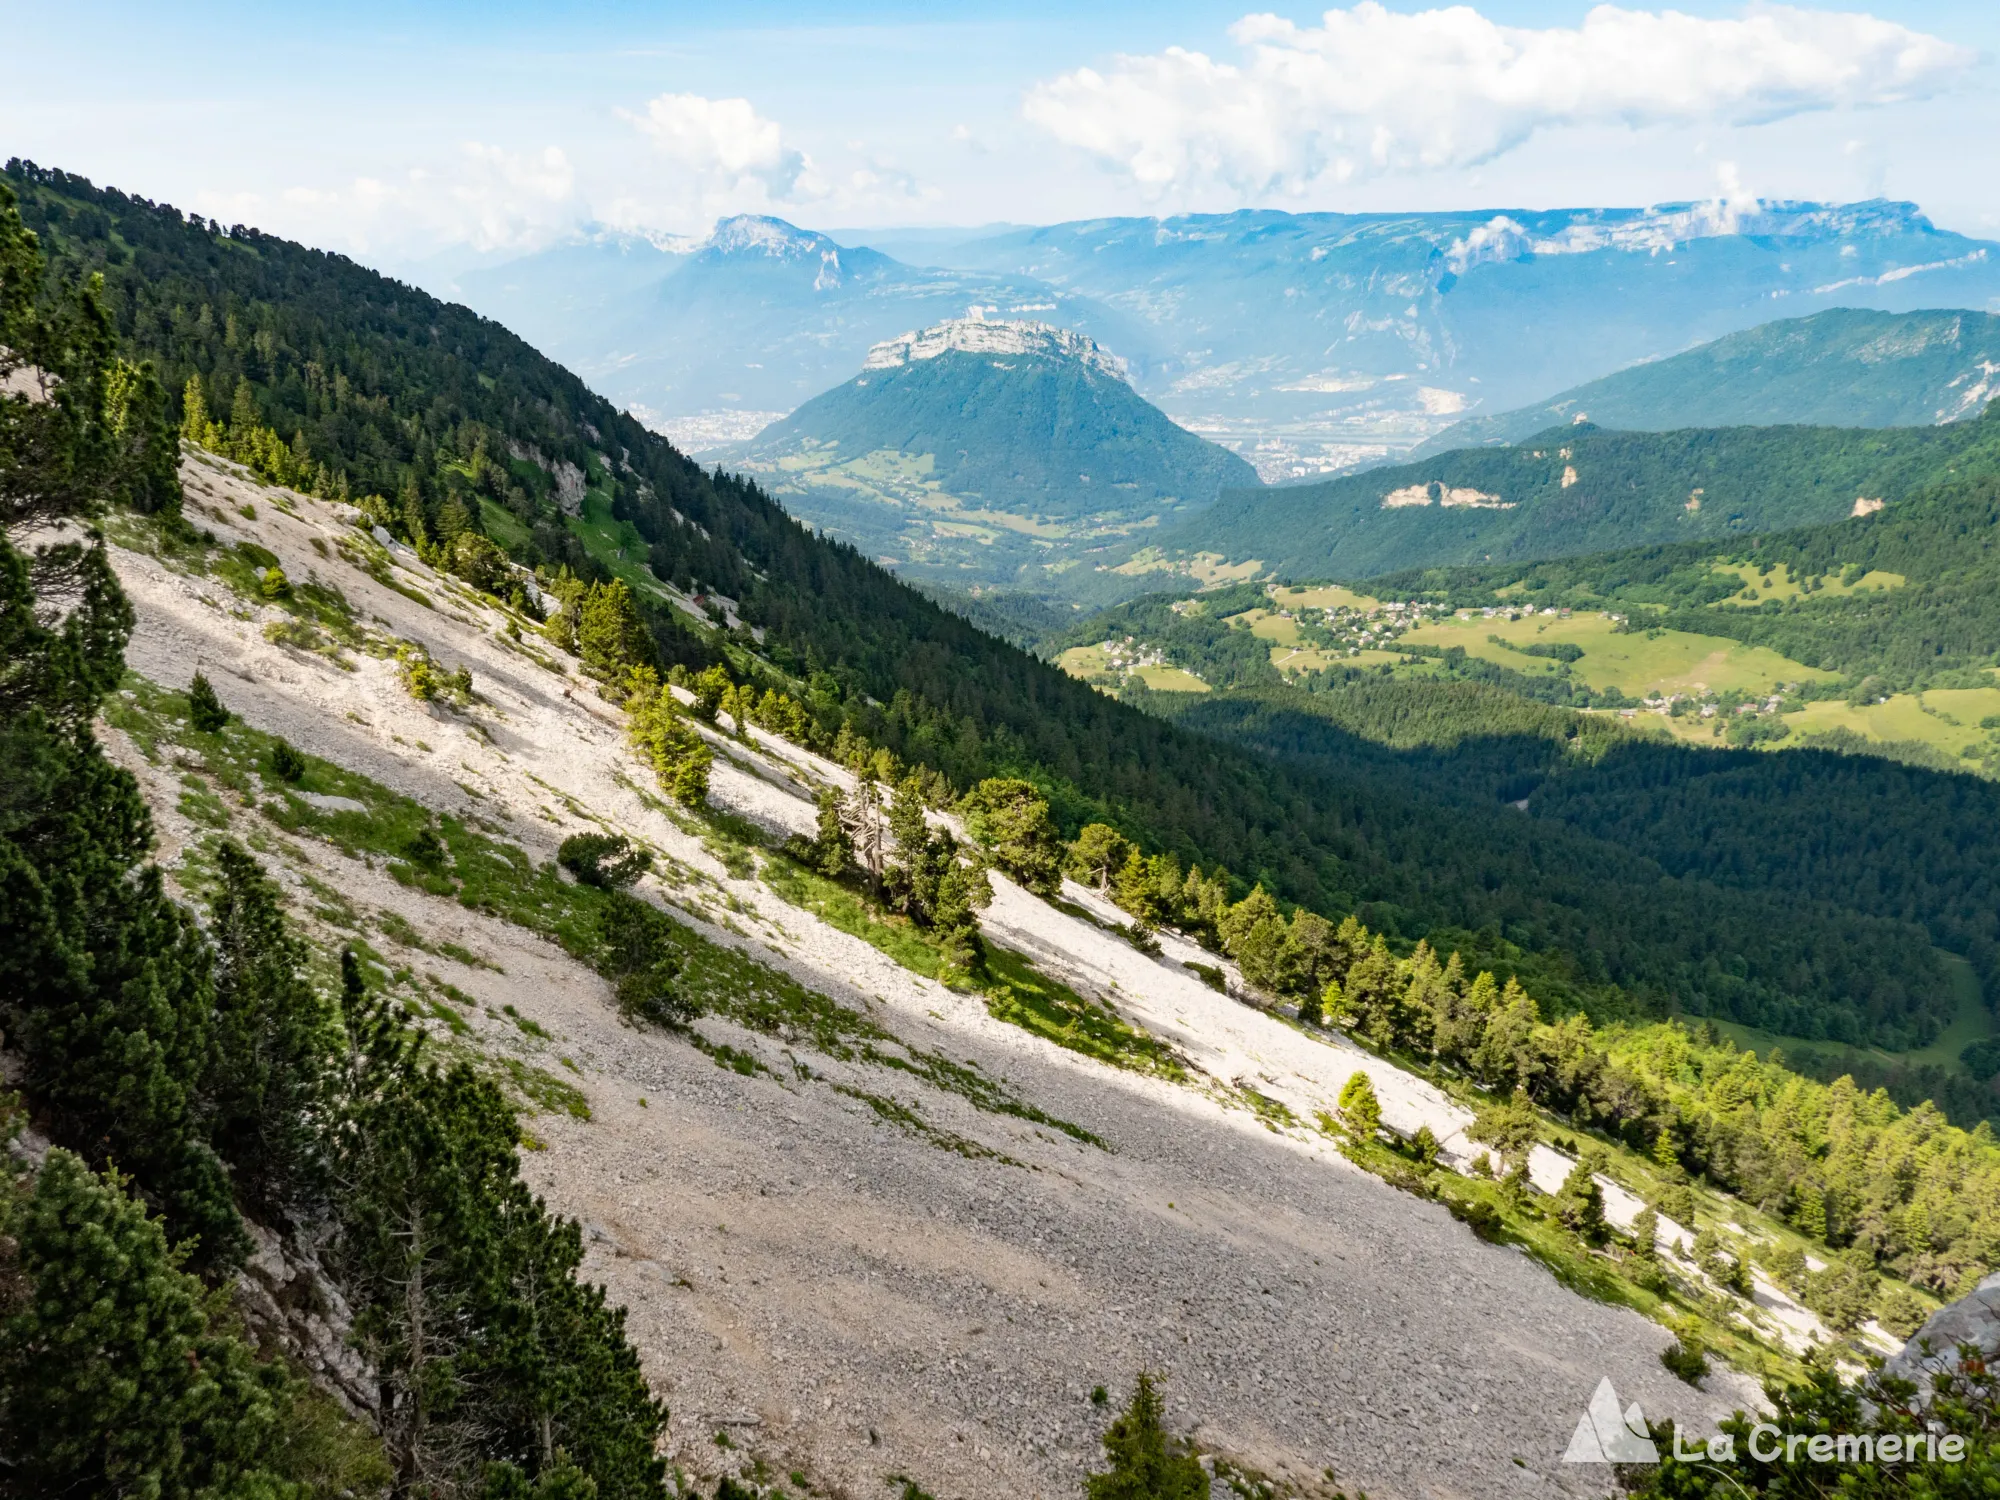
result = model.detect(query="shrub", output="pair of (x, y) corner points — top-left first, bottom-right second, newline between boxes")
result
(258, 564), (291, 600)
(267, 738), (306, 784)
(556, 832), (651, 890)
(1409, 1123), (1440, 1166)
(1875, 1284), (1929, 1341)
(396, 642), (471, 706)
(1660, 1333), (1708, 1384)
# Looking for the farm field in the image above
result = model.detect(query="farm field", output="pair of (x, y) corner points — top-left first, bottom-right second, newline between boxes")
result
(1786, 687), (2000, 754)
(1055, 643), (1210, 692)
(1400, 611), (1837, 697)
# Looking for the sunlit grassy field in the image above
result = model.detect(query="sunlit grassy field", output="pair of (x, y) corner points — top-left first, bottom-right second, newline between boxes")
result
(1401, 610), (1837, 697)
(1707, 559), (1906, 607)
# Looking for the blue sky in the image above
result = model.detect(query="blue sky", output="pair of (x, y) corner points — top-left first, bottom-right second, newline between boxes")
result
(5, 1), (1997, 272)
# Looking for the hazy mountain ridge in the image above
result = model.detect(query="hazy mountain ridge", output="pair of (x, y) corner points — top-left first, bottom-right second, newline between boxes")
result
(1416, 308), (2000, 455)
(449, 198), (2000, 484)
(451, 215), (1154, 431)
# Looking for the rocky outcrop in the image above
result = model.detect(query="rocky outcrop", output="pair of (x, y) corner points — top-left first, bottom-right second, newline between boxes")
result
(236, 1221), (376, 1418)
(1879, 1272), (2000, 1403)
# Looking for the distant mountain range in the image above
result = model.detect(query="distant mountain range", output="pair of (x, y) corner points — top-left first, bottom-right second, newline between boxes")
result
(1415, 308), (2000, 456)
(444, 199), (2000, 477)
(725, 316), (1256, 590)
(1133, 406), (2000, 585)
(446, 217), (1150, 442)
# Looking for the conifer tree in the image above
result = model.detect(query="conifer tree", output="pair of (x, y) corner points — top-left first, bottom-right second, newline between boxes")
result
(1084, 1373), (1207, 1500)
(1338, 1070), (1382, 1140)
(1065, 823), (1130, 892)
(1631, 1204), (1660, 1260)
(207, 839), (336, 1222)
(0, 1150), (292, 1497)
(187, 668), (231, 732)
(957, 778), (1063, 896)
(577, 580), (653, 683)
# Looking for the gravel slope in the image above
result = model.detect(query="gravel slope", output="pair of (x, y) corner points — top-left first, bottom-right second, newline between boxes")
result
(104, 454), (1765, 1498)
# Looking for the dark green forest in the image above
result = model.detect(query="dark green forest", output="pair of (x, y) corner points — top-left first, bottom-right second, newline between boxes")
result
(1144, 674), (2000, 1061)
(14, 160), (1982, 1052)
(1152, 407), (2000, 582)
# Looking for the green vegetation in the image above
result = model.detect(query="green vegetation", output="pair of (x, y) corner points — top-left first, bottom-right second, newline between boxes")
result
(1156, 404), (2000, 582)
(735, 337), (1258, 586)
(25, 158), (1988, 1084)
(1625, 1353), (2000, 1496)
(1083, 1373), (1208, 1500)
(1368, 461), (2000, 696)
(0, 181), (661, 1494)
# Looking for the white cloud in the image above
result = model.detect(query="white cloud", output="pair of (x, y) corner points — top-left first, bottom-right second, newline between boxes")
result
(1024, 3), (1975, 198)
(202, 143), (585, 259)
(624, 93), (812, 200)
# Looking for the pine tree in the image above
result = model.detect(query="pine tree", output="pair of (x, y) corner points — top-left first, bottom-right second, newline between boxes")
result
(957, 778), (1063, 896)
(1631, 1204), (1660, 1260)
(1084, 1373), (1207, 1500)
(1554, 1156), (1608, 1243)
(0, 1150), (291, 1497)
(1338, 1070), (1382, 1140)
(180, 371), (213, 445)
(188, 669), (231, 732)
(206, 839), (336, 1222)
(811, 785), (852, 878)
(1065, 823), (1130, 892)
(577, 581), (654, 683)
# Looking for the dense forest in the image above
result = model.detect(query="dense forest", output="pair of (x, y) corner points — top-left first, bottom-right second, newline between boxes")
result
(12, 160), (1979, 1053)
(1149, 407), (2000, 582)
(1144, 675), (2000, 1062)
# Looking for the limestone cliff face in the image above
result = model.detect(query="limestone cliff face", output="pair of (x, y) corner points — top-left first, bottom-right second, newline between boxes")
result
(862, 316), (1129, 382)
(1881, 1273), (2000, 1403)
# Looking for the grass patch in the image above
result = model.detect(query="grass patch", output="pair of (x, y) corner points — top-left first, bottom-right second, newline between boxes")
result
(982, 945), (1187, 1082)
(764, 855), (1182, 1088)
(832, 1084), (1018, 1164)
(496, 1057), (591, 1120)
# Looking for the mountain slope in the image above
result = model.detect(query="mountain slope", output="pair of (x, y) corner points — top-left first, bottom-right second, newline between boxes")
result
(1416, 308), (2000, 456)
(1139, 409), (2000, 584)
(452, 215), (1156, 432)
(729, 316), (1258, 587)
(9, 155), (1977, 1055)
(1366, 464), (2000, 698)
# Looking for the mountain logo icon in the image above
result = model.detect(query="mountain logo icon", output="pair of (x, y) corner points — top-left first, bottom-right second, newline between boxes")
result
(1562, 1377), (1659, 1463)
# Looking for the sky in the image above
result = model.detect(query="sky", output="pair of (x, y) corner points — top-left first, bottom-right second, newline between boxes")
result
(5, 0), (1998, 277)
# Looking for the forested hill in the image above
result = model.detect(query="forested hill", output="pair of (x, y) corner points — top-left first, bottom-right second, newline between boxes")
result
(733, 321), (1257, 522)
(4, 157), (1975, 1047)
(1367, 466), (2000, 692)
(1415, 307), (2000, 456)
(1145, 410), (2000, 583)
